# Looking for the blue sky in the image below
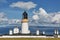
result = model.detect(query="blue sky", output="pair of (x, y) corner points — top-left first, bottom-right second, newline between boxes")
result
(0, 0), (60, 19)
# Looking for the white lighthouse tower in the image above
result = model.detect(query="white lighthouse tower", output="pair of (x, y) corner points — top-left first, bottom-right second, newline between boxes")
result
(21, 11), (30, 34)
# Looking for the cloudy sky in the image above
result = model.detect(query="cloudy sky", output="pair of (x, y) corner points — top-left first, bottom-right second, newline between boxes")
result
(0, 0), (60, 26)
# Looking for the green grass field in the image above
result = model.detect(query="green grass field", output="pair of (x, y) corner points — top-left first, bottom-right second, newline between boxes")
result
(0, 38), (60, 40)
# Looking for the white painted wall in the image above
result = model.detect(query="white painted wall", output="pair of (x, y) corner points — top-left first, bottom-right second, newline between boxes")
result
(21, 22), (30, 34)
(36, 30), (39, 35)
(43, 31), (45, 35)
(13, 27), (19, 34)
(9, 30), (13, 35)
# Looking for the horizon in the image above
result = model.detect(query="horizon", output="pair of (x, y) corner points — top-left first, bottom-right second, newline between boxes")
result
(0, 0), (60, 36)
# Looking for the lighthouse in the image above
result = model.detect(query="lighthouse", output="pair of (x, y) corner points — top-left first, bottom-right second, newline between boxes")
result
(21, 11), (30, 34)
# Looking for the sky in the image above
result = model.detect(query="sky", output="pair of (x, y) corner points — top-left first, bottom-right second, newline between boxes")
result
(0, 0), (60, 19)
(0, 0), (60, 26)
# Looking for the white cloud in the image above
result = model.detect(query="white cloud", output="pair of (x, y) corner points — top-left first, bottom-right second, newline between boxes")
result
(0, 12), (7, 18)
(32, 15), (39, 20)
(10, 1), (37, 10)
(52, 13), (60, 23)
(32, 8), (52, 22)
(31, 8), (60, 26)
(39, 8), (49, 17)
(0, 12), (8, 21)
(0, 12), (21, 27)
(8, 19), (21, 24)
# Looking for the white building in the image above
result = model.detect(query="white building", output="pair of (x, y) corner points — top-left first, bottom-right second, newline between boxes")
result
(13, 27), (19, 34)
(57, 30), (59, 35)
(36, 30), (39, 35)
(54, 29), (59, 35)
(9, 29), (13, 35)
(43, 31), (45, 35)
(54, 29), (56, 34)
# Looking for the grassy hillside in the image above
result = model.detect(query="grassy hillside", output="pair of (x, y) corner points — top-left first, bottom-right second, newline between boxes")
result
(0, 38), (60, 40)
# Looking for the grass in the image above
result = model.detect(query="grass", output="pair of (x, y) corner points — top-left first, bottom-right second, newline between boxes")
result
(0, 38), (60, 40)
